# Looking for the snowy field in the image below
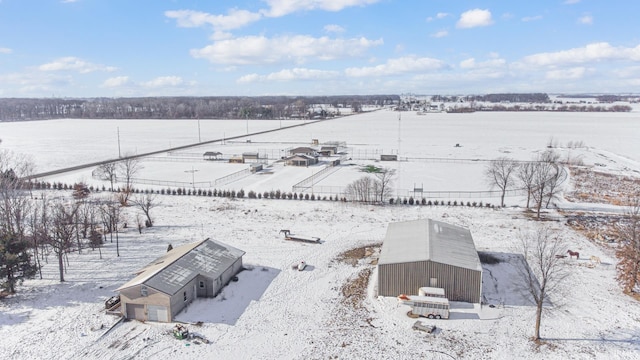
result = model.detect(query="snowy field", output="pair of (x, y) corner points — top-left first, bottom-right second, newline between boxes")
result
(1, 107), (640, 359)
(3, 107), (640, 203)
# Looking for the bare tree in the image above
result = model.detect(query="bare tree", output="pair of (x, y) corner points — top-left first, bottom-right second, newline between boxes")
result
(485, 157), (518, 207)
(130, 193), (159, 227)
(530, 151), (564, 219)
(99, 199), (122, 257)
(517, 226), (569, 341)
(118, 156), (142, 206)
(616, 194), (640, 293)
(96, 162), (117, 191)
(373, 168), (396, 203)
(48, 201), (80, 282)
(345, 176), (376, 203)
(517, 162), (536, 209)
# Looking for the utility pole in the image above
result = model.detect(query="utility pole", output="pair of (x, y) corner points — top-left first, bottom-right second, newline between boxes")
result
(117, 127), (121, 158)
(185, 167), (199, 189)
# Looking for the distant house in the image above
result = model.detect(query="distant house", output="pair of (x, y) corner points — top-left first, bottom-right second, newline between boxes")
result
(203, 151), (222, 160)
(288, 147), (317, 157)
(116, 238), (245, 323)
(285, 154), (318, 167)
(377, 219), (482, 303)
(319, 145), (338, 156)
(242, 152), (260, 162)
(229, 155), (244, 164)
(380, 154), (397, 161)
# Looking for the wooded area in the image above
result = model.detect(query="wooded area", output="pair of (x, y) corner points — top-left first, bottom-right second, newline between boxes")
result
(0, 95), (400, 121)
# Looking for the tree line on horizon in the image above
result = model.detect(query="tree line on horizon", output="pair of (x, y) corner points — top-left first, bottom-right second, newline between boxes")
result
(0, 95), (400, 121)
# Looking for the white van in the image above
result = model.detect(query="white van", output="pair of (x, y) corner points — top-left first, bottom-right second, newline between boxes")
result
(398, 294), (450, 319)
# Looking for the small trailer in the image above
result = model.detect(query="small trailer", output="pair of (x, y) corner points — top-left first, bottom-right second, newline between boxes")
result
(418, 287), (446, 298)
(398, 294), (450, 319)
(280, 229), (321, 244)
(412, 321), (436, 333)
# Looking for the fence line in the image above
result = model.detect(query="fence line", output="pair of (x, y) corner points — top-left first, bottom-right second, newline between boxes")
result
(291, 165), (341, 192)
(214, 168), (252, 187)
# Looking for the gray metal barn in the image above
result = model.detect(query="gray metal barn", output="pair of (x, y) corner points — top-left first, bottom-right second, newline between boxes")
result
(117, 238), (245, 322)
(377, 219), (482, 303)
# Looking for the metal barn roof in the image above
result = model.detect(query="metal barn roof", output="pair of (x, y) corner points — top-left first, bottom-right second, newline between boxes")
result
(378, 219), (481, 271)
(117, 238), (245, 295)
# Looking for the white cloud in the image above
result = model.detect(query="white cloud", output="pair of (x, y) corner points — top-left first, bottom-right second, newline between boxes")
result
(611, 65), (640, 78)
(459, 58), (476, 69)
(344, 56), (446, 77)
(102, 76), (129, 88)
(61, 0), (80, 3)
(141, 76), (184, 88)
(262, 0), (380, 18)
(190, 35), (383, 65)
(324, 24), (345, 33)
(522, 15), (542, 22)
(578, 15), (593, 25)
(0, 72), (72, 95)
(238, 68), (340, 83)
(545, 67), (589, 80)
(430, 30), (448, 38)
(38, 57), (117, 73)
(521, 42), (640, 67)
(459, 57), (506, 69)
(456, 9), (494, 29)
(426, 12), (449, 22)
(237, 74), (261, 83)
(0, 47), (12, 54)
(564, 0), (581, 4)
(165, 9), (262, 31)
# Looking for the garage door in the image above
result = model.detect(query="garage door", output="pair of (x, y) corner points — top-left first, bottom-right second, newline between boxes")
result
(147, 305), (169, 322)
(126, 304), (145, 320)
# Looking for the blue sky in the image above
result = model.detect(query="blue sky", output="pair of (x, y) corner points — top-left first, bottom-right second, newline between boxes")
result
(1, 0), (639, 97)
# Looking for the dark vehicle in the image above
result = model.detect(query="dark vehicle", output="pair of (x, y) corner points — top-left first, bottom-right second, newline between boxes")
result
(105, 295), (120, 309)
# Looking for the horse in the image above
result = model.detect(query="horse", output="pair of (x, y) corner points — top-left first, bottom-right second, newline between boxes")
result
(567, 250), (580, 259)
(590, 255), (601, 265)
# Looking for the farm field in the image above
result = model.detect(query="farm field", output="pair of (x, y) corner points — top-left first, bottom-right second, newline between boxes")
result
(1, 107), (640, 359)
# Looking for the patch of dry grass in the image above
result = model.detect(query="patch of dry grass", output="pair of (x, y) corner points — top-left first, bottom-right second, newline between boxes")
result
(566, 166), (640, 206)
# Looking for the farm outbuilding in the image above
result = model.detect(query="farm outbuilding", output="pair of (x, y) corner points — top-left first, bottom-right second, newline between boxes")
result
(242, 152), (260, 162)
(288, 146), (317, 156)
(285, 154), (318, 167)
(377, 219), (482, 303)
(116, 238), (245, 323)
(203, 151), (222, 160)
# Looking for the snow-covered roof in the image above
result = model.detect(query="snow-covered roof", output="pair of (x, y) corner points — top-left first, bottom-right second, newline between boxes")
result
(286, 154), (316, 161)
(289, 146), (316, 154)
(378, 219), (481, 272)
(116, 238), (245, 295)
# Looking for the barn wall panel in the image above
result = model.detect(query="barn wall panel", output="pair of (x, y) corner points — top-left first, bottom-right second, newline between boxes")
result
(378, 261), (481, 303)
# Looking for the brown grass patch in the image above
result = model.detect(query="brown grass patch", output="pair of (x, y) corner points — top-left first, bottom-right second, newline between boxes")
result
(566, 166), (640, 206)
(334, 242), (381, 267)
(340, 268), (372, 310)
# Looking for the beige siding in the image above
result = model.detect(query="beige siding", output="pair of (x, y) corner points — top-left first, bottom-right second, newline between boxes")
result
(169, 277), (199, 319)
(120, 285), (171, 321)
(378, 260), (481, 303)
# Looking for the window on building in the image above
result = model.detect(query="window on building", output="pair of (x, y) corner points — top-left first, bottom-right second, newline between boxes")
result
(183, 291), (187, 302)
(199, 281), (205, 289)
(140, 285), (148, 297)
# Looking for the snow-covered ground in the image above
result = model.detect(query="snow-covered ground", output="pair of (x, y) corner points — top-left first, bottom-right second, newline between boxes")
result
(1, 108), (640, 359)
